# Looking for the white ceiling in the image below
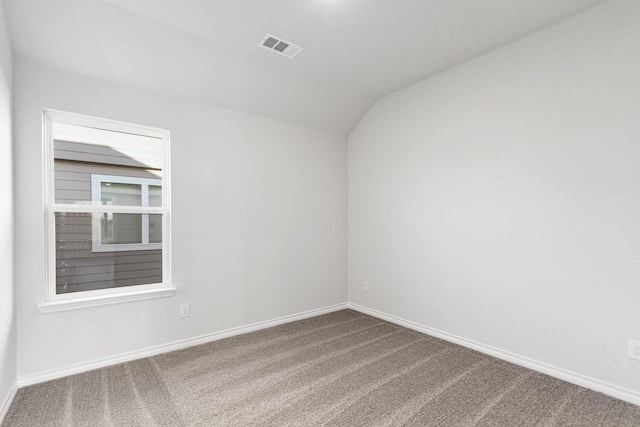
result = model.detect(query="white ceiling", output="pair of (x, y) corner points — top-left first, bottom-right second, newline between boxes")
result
(3, 0), (610, 134)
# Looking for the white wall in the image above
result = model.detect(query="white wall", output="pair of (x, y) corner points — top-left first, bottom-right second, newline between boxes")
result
(13, 59), (347, 378)
(0, 0), (16, 419)
(349, 0), (640, 396)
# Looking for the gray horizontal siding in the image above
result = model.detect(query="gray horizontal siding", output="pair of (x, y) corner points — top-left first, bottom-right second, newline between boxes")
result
(56, 253), (161, 266)
(56, 268), (163, 286)
(54, 140), (162, 169)
(55, 211), (162, 295)
(57, 276), (163, 294)
(54, 160), (161, 203)
(57, 261), (162, 275)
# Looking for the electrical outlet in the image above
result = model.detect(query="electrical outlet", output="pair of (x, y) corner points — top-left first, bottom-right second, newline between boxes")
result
(180, 303), (190, 318)
(629, 340), (640, 361)
(363, 281), (370, 292)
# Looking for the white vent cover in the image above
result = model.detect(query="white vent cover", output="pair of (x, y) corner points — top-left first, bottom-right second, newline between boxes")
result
(258, 34), (304, 59)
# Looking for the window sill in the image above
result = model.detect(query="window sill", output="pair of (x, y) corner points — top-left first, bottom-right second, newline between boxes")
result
(38, 287), (177, 313)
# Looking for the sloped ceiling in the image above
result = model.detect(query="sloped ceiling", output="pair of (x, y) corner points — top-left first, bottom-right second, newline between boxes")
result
(3, 0), (610, 134)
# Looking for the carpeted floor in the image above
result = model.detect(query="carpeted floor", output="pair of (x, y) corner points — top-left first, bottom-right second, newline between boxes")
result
(3, 310), (640, 426)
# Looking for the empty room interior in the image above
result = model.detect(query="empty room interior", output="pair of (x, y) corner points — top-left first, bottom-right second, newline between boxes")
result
(1, 0), (640, 425)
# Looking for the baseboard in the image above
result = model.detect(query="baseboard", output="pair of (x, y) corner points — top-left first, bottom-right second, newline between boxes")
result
(348, 302), (640, 407)
(0, 380), (18, 424)
(17, 302), (348, 387)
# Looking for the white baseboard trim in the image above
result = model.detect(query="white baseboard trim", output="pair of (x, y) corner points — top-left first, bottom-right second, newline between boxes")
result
(348, 303), (640, 407)
(18, 302), (348, 387)
(0, 380), (18, 424)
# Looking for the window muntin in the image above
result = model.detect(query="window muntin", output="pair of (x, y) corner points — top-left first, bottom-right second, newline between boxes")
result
(43, 110), (171, 302)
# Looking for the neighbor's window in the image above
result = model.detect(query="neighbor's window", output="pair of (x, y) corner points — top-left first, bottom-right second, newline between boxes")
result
(42, 110), (174, 311)
(90, 175), (162, 252)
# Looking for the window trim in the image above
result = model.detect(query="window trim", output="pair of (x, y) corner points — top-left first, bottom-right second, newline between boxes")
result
(40, 109), (175, 313)
(90, 174), (163, 252)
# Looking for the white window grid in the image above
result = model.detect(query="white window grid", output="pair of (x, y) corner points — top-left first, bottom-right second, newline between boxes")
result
(90, 174), (163, 252)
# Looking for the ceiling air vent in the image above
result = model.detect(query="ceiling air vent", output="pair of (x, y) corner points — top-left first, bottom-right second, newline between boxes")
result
(259, 34), (304, 59)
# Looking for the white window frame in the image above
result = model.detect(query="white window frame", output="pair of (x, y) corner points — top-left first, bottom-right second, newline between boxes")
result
(90, 174), (163, 252)
(40, 109), (175, 313)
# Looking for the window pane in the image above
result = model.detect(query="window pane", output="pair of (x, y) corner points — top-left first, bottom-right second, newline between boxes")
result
(55, 212), (162, 294)
(101, 182), (142, 207)
(148, 185), (162, 207)
(101, 213), (143, 245)
(52, 122), (162, 205)
(148, 214), (162, 243)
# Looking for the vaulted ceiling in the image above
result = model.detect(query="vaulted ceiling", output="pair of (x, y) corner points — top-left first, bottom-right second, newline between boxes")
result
(3, 0), (610, 134)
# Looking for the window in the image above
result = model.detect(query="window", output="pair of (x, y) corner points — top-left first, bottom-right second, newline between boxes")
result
(91, 175), (162, 252)
(41, 110), (175, 312)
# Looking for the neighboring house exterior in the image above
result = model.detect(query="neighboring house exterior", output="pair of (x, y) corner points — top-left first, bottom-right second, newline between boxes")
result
(53, 126), (163, 294)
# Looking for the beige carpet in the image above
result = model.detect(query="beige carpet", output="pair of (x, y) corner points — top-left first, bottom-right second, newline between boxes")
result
(3, 310), (640, 426)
